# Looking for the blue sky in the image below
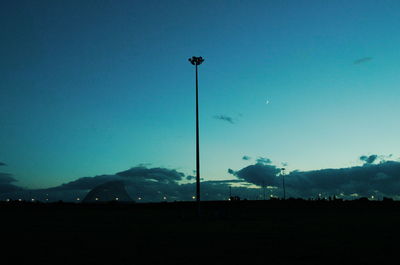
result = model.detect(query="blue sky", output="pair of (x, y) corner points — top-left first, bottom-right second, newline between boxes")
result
(1, 0), (400, 189)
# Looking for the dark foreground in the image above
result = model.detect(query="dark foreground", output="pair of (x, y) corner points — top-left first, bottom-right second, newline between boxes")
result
(1, 199), (399, 265)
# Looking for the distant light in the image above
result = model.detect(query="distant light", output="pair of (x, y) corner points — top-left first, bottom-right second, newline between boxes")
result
(76, 198), (80, 201)
(6, 199), (10, 202)
(95, 198), (99, 201)
(115, 197), (119, 201)
(163, 196), (167, 200)
(138, 197), (142, 200)
(31, 198), (35, 202)
(371, 195), (375, 199)
(192, 196), (196, 200)
(318, 193), (322, 197)
(46, 199), (49, 201)
(228, 198), (231, 201)
(18, 199), (22, 201)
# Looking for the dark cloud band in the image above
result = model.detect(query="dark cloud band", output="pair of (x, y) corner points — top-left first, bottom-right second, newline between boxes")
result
(2, 156), (400, 201)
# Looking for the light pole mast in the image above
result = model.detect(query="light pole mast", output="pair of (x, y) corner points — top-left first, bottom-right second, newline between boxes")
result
(188, 56), (204, 211)
(281, 168), (286, 200)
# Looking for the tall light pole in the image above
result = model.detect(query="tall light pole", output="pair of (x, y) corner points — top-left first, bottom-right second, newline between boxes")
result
(188, 56), (204, 212)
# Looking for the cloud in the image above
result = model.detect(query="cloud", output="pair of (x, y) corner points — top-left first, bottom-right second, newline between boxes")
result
(0, 173), (17, 184)
(186, 175), (196, 181)
(3, 164), (264, 202)
(4, 155), (400, 201)
(46, 166), (185, 192)
(360, 154), (378, 164)
(26, 166), (187, 202)
(176, 179), (260, 201)
(285, 161), (400, 198)
(47, 174), (117, 191)
(214, 115), (234, 124)
(242, 155), (251, 161)
(353, 57), (373, 64)
(256, 157), (272, 165)
(0, 172), (23, 193)
(0, 164), (25, 193)
(116, 166), (184, 184)
(228, 163), (281, 186)
(227, 156), (400, 198)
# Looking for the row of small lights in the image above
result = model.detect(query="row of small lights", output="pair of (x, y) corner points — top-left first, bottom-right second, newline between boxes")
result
(4, 196), (238, 202)
(4, 196), (203, 202)
(3, 194), (208, 202)
(4, 197), (143, 201)
(5, 194), (379, 202)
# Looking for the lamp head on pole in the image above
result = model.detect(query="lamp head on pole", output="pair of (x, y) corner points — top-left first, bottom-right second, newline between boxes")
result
(188, 56), (204, 66)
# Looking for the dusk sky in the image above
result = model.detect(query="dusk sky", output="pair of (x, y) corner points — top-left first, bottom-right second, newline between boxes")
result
(1, 0), (400, 192)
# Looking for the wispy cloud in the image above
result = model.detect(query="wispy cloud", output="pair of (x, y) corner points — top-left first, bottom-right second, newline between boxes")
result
(353, 57), (373, 64)
(242, 155), (251, 161)
(256, 157), (272, 165)
(214, 115), (234, 124)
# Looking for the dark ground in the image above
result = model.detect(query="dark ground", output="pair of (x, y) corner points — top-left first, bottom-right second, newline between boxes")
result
(1, 199), (399, 265)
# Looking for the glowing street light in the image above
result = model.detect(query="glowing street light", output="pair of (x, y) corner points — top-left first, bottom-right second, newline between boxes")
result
(188, 56), (204, 215)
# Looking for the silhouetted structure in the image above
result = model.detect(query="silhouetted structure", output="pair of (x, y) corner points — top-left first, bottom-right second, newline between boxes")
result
(188, 56), (204, 215)
(83, 181), (133, 203)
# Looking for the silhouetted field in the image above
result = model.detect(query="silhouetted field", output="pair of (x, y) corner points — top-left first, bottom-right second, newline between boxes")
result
(1, 200), (399, 265)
